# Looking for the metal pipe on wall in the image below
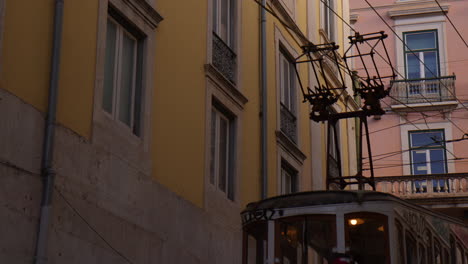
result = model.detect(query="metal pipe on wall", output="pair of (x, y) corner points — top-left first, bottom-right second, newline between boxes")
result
(33, 0), (64, 263)
(261, 0), (268, 200)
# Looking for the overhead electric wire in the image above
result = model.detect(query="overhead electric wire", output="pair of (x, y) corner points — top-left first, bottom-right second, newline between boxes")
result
(318, 0), (434, 127)
(55, 186), (134, 264)
(321, 0), (467, 140)
(434, 0), (468, 48)
(362, 0), (468, 114)
(252, 0), (309, 46)
(362, 133), (468, 166)
(363, 157), (468, 171)
(255, 0), (467, 167)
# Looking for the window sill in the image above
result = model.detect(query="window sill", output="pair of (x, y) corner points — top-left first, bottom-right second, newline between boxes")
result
(92, 111), (151, 174)
(205, 64), (248, 109)
(276, 130), (307, 165)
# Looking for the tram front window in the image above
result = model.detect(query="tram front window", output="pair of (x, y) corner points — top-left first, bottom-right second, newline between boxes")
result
(345, 213), (389, 264)
(279, 215), (336, 264)
(244, 221), (268, 264)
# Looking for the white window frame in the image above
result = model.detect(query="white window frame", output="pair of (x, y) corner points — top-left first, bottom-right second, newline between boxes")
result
(212, 0), (236, 48)
(394, 16), (448, 79)
(209, 103), (236, 200)
(279, 48), (297, 115)
(280, 161), (298, 195)
(0, 0), (5, 76)
(92, 0), (161, 170)
(400, 121), (454, 175)
(403, 30), (440, 80)
(409, 130), (447, 175)
(320, 0), (335, 41)
(103, 16), (140, 133)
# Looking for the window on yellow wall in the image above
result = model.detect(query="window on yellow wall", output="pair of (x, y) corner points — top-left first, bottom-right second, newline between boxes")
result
(321, 0), (335, 41)
(210, 101), (236, 200)
(103, 8), (145, 136)
(279, 47), (297, 143)
(281, 161), (298, 194)
(212, 0), (237, 84)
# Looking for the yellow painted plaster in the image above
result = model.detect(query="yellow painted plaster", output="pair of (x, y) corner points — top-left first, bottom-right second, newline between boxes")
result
(152, 0), (208, 207)
(57, 0), (98, 139)
(3, 0), (54, 111)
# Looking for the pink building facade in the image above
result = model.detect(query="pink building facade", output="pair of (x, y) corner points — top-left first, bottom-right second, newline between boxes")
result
(350, 0), (468, 219)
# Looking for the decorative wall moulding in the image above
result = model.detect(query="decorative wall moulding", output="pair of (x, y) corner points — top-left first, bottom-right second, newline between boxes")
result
(388, 3), (449, 18)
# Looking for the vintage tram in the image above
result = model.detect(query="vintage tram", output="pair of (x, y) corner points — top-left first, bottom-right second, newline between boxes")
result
(242, 191), (468, 264)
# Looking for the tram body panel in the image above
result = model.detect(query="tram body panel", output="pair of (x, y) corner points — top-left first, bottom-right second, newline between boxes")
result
(242, 191), (468, 264)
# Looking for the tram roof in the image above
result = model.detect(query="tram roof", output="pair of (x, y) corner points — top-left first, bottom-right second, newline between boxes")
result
(243, 191), (400, 212)
(242, 190), (468, 227)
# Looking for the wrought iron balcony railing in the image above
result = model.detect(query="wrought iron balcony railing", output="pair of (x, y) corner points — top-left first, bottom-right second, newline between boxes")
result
(389, 76), (456, 105)
(280, 104), (297, 143)
(212, 33), (237, 84)
(374, 173), (468, 199)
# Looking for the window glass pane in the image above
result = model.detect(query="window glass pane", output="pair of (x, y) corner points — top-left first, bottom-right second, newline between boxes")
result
(406, 53), (421, 79)
(229, 0), (236, 48)
(345, 213), (389, 264)
(410, 131), (444, 147)
(412, 150), (428, 175)
(220, 0), (229, 43)
(210, 110), (217, 184)
(282, 56), (290, 108)
(424, 51), (439, 78)
(218, 117), (228, 192)
(103, 20), (117, 114)
(406, 233), (417, 264)
(289, 64), (296, 113)
(118, 33), (136, 126)
(213, 0), (218, 33)
(430, 149), (446, 174)
(306, 215), (336, 260)
(279, 220), (302, 264)
(406, 31), (436, 50)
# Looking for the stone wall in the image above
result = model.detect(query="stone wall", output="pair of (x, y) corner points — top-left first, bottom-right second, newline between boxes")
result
(0, 88), (242, 263)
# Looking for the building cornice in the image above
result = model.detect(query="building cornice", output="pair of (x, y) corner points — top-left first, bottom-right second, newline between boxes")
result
(388, 2), (449, 18)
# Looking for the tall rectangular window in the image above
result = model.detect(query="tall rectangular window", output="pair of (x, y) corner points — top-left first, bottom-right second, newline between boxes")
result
(409, 130), (447, 192)
(404, 30), (439, 80)
(103, 11), (144, 136)
(280, 161), (298, 195)
(321, 0), (334, 40)
(210, 104), (235, 200)
(212, 0), (237, 83)
(279, 48), (297, 142)
(213, 0), (236, 48)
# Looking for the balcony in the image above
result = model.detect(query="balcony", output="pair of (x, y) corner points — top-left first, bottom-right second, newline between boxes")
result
(375, 173), (468, 207)
(212, 33), (237, 84)
(389, 76), (457, 111)
(280, 104), (297, 143)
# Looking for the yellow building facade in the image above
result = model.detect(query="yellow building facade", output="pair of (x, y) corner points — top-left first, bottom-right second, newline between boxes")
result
(0, 0), (356, 263)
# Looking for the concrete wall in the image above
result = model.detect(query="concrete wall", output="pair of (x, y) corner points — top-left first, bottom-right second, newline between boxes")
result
(0, 0), (358, 262)
(0, 88), (241, 263)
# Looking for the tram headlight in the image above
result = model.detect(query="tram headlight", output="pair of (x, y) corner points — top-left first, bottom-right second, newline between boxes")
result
(349, 219), (358, 226)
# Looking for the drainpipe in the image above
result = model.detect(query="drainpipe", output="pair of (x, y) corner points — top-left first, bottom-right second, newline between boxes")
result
(261, 0), (268, 199)
(33, 0), (64, 263)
